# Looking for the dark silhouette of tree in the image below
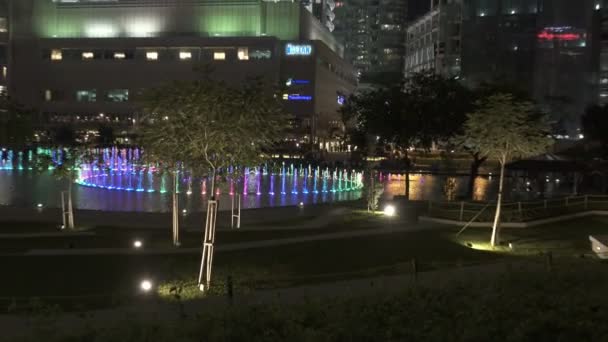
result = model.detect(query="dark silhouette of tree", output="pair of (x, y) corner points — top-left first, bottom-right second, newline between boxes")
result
(582, 105), (608, 155)
(53, 125), (76, 146)
(0, 96), (34, 148)
(97, 125), (115, 146)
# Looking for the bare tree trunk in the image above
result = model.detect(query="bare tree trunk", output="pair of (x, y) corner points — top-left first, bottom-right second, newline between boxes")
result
(67, 181), (74, 229)
(209, 168), (216, 199)
(467, 153), (486, 200)
(404, 150), (410, 200)
(491, 161), (506, 247)
(172, 171), (180, 246)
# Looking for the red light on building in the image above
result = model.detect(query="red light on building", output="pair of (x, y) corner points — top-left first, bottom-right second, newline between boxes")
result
(537, 30), (582, 41)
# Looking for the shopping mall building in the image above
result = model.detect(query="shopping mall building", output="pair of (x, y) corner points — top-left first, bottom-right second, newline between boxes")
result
(0, 0), (356, 150)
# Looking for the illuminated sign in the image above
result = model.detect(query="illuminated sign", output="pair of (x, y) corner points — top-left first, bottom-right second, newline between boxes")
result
(285, 43), (313, 56)
(337, 95), (346, 105)
(537, 27), (583, 41)
(286, 78), (311, 86)
(283, 94), (312, 101)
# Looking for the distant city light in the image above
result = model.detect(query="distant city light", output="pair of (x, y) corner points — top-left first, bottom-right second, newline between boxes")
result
(133, 240), (143, 249)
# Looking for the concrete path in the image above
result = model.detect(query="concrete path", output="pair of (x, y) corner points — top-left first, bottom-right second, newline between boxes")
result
(0, 231), (95, 239)
(0, 204), (353, 230)
(20, 224), (420, 256)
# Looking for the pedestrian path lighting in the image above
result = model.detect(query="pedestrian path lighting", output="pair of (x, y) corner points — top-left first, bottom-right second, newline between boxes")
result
(383, 204), (396, 217)
(140, 279), (153, 292)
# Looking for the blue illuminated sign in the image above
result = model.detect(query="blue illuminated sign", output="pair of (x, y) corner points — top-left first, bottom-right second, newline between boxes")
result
(286, 43), (313, 56)
(288, 94), (313, 101)
(337, 95), (346, 105)
(286, 78), (311, 86)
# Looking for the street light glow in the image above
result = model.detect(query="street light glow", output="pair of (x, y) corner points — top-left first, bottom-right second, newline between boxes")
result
(383, 204), (396, 217)
(140, 280), (153, 292)
(133, 240), (143, 248)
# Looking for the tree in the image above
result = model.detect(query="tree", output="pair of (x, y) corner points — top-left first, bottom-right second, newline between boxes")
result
(460, 82), (533, 200)
(457, 94), (552, 246)
(140, 77), (289, 291)
(353, 72), (474, 199)
(582, 104), (608, 155)
(36, 145), (94, 230)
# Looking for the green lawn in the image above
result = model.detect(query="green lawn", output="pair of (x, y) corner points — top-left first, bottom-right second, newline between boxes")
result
(0, 213), (375, 253)
(2, 215), (607, 312)
(0, 222), (499, 311)
(456, 216), (608, 256)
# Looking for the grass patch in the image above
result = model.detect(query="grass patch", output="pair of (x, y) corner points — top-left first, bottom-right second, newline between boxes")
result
(13, 259), (608, 342)
(0, 226), (500, 311)
(456, 216), (608, 256)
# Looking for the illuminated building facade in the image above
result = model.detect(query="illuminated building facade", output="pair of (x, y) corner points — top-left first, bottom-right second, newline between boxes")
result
(461, 0), (602, 134)
(2, 0), (356, 148)
(404, 0), (463, 78)
(333, 0), (408, 84)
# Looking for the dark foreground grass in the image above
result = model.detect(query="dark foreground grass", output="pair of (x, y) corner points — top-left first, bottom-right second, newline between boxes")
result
(11, 259), (608, 342)
(0, 227), (499, 311)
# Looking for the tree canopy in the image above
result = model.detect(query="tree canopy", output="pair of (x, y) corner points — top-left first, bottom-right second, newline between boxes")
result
(581, 104), (608, 153)
(139, 78), (290, 177)
(456, 93), (552, 165)
(351, 72), (474, 156)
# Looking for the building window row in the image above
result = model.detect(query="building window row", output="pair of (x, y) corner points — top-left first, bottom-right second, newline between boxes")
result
(45, 47), (271, 62)
(45, 89), (129, 103)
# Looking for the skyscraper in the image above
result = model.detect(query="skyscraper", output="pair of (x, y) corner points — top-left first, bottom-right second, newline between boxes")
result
(333, 0), (408, 84)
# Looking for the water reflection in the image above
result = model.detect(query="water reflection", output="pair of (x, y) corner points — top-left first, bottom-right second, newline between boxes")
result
(382, 173), (575, 202)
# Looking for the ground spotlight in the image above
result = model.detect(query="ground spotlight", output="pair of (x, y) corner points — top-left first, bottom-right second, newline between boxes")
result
(140, 279), (153, 292)
(36, 203), (44, 209)
(383, 204), (396, 217)
(298, 201), (304, 208)
(182, 209), (188, 215)
(133, 240), (143, 249)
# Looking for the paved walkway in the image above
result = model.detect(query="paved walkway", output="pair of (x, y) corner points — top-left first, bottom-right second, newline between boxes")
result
(20, 223), (422, 256)
(0, 204), (353, 230)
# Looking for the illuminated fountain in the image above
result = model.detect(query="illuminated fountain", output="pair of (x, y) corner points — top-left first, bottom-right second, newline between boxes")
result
(0, 147), (365, 211)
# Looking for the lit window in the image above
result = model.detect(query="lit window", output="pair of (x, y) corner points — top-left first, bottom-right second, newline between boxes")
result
(82, 51), (94, 60)
(250, 49), (272, 60)
(146, 51), (159, 60)
(51, 49), (62, 61)
(213, 52), (226, 60)
(238, 47), (249, 60)
(106, 89), (129, 102)
(76, 90), (97, 102)
(0, 85), (6, 95)
(0, 18), (7, 33)
(179, 51), (192, 60)
(44, 90), (52, 101)
(114, 52), (126, 59)
(2, 66), (6, 78)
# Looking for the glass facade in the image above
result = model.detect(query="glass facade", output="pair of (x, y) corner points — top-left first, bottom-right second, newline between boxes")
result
(29, 0), (302, 40)
(106, 89), (129, 102)
(76, 90), (96, 102)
